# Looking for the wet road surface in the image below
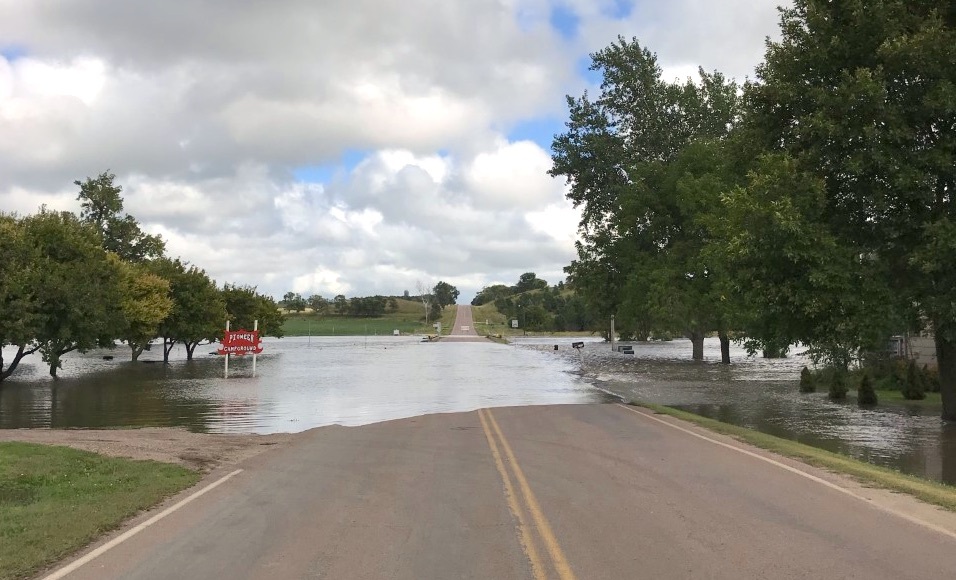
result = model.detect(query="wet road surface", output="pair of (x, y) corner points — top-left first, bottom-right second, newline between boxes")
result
(443, 305), (485, 342)
(49, 404), (956, 580)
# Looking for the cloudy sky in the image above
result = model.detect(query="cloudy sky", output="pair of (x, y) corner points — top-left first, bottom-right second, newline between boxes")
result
(0, 0), (785, 302)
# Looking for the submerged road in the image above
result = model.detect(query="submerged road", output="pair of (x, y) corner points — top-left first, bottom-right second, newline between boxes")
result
(48, 404), (956, 580)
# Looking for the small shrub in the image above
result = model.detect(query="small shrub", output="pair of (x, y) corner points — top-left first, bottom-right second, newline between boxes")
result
(829, 371), (848, 400)
(799, 367), (816, 393)
(924, 365), (941, 393)
(857, 373), (878, 406)
(902, 360), (926, 400)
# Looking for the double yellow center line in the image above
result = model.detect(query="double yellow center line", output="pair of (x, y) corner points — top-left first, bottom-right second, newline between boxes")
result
(477, 408), (577, 580)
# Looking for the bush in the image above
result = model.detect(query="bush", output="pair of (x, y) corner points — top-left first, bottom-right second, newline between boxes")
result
(829, 371), (849, 400)
(799, 367), (816, 393)
(924, 365), (941, 393)
(857, 373), (878, 406)
(902, 360), (926, 400)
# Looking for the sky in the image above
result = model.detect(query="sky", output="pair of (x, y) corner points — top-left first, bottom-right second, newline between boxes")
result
(0, 0), (785, 303)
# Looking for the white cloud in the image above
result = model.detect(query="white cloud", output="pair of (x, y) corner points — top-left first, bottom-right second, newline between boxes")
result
(0, 0), (782, 301)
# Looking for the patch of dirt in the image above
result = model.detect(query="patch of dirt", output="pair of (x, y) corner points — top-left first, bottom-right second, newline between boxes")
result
(0, 427), (297, 472)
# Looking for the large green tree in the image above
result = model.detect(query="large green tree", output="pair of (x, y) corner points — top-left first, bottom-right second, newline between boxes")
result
(75, 171), (165, 262)
(116, 258), (173, 361)
(22, 210), (125, 377)
(432, 281), (460, 309)
(222, 285), (285, 339)
(151, 258), (226, 362)
(551, 37), (741, 361)
(747, 0), (956, 417)
(0, 215), (41, 382)
(471, 284), (513, 306)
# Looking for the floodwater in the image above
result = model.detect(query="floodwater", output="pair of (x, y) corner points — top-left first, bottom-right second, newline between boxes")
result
(2, 334), (955, 485)
(0, 336), (609, 434)
(516, 336), (956, 486)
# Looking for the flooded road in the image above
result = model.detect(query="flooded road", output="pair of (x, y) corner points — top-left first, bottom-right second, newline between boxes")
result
(0, 336), (607, 434)
(3, 334), (956, 485)
(516, 336), (956, 486)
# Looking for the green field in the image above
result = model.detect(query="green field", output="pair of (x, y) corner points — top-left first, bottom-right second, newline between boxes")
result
(0, 443), (199, 580)
(871, 389), (942, 407)
(282, 298), (456, 336)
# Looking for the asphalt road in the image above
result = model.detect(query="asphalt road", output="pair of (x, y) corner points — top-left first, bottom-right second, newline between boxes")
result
(48, 404), (956, 580)
(443, 305), (485, 342)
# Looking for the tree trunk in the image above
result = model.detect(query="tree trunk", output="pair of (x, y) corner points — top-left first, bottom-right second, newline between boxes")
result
(130, 344), (145, 361)
(163, 337), (175, 363)
(936, 332), (956, 421)
(689, 331), (705, 361)
(49, 354), (60, 378)
(1, 344), (38, 382)
(718, 331), (731, 365)
(185, 341), (198, 361)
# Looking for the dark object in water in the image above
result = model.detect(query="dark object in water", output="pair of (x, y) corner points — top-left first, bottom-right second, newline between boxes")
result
(102, 355), (114, 360)
(571, 342), (584, 349)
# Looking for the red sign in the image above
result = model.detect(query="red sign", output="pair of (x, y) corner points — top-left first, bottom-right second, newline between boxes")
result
(218, 329), (263, 356)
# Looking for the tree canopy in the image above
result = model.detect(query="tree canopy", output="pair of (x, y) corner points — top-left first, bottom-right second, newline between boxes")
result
(552, 4), (956, 418)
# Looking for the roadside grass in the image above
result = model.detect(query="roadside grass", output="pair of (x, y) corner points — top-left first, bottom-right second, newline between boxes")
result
(282, 316), (427, 336)
(441, 307), (458, 335)
(470, 303), (510, 337)
(631, 403), (956, 512)
(0, 442), (199, 580)
(282, 298), (430, 336)
(279, 299), (474, 337)
(871, 389), (942, 407)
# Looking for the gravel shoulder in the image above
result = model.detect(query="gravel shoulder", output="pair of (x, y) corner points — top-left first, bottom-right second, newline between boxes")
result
(0, 427), (296, 472)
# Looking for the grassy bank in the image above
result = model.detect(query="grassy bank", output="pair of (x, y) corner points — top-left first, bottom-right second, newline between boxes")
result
(280, 299), (464, 337)
(632, 403), (956, 512)
(0, 442), (199, 580)
(873, 389), (942, 407)
(283, 315), (428, 336)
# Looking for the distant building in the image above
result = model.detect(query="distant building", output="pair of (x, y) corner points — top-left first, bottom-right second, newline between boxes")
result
(888, 334), (937, 369)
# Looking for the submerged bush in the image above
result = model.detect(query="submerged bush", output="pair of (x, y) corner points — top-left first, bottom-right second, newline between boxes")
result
(857, 373), (878, 406)
(924, 365), (940, 393)
(799, 367), (816, 393)
(902, 360), (926, 400)
(829, 371), (849, 400)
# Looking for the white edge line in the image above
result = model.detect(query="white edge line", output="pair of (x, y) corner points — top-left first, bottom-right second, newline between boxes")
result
(42, 469), (244, 580)
(616, 403), (956, 542)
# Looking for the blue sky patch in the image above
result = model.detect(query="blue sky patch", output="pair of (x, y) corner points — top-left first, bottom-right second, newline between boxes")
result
(0, 45), (26, 61)
(549, 5), (580, 40)
(507, 116), (566, 150)
(576, 55), (604, 87)
(603, 0), (634, 20)
(293, 149), (369, 183)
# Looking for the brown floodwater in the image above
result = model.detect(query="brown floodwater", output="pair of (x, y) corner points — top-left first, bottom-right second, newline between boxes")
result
(515, 336), (956, 486)
(2, 335), (955, 485)
(0, 336), (609, 434)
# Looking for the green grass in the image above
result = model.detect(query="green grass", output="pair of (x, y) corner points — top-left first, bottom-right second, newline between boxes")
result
(0, 443), (200, 580)
(281, 299), (462, 336)
(438, 306), (457, 335)
(283, 316), (428, 336)
(872, 389), (942, 407)
(632, 403), (956, 512)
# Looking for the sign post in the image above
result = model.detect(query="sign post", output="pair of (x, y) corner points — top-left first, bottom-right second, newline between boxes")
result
(224, 320), (230, 378)
(218, 322), (263, 378)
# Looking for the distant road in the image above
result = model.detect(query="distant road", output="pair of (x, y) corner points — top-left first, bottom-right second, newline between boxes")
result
(443, 304), (485, 342)
(50, 404), (956, 580)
